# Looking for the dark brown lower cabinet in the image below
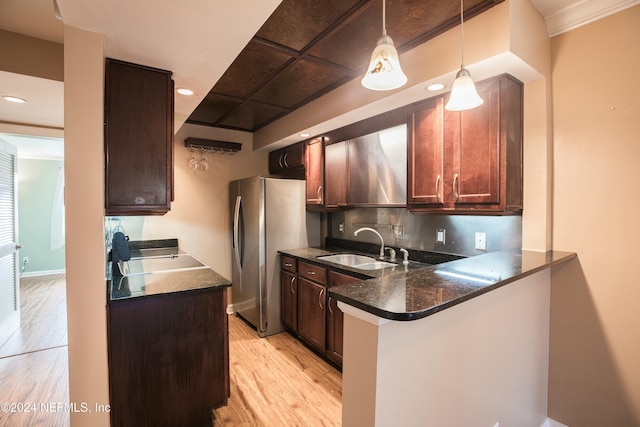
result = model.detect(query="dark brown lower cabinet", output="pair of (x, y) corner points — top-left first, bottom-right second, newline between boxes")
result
(327, 271), (362, 365)
(297, 276), (327, 351)
(280, 255), (368, 367)
(107, 288), (229, 427)
(280, 269), (298, 331)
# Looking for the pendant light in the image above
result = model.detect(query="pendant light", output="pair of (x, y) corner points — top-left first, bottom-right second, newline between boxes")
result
(361, 0), (407, 91)
(445, 0), (483, 111)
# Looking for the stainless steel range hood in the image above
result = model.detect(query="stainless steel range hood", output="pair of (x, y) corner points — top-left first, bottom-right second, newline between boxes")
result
(347, 124), (407, 206)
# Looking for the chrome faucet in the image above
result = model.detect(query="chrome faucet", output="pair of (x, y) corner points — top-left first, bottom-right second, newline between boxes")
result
(354, 227), (385, 259)
(385, 247), (396, 261)
(399, 248), (409, 265)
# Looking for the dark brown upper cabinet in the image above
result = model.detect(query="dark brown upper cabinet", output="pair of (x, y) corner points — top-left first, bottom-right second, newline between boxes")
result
(305, 137), (324, 207)
(408, 96), (445, 207)
(408, 74), (523, 214)
(104, 58), (174, 216)
(269, 141), (305, 177)
(323, 140), (349, 209)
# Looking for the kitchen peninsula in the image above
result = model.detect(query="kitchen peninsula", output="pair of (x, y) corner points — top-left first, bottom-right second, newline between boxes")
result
(106, 239), (230, 427)
(327, 249), (576, 427)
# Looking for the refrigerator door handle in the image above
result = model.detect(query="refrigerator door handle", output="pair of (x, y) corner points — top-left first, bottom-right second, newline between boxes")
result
(233, 195), (243, 274)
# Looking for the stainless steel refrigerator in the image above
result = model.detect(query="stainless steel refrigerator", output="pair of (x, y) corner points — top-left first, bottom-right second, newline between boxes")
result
(230, 176), (320, 337)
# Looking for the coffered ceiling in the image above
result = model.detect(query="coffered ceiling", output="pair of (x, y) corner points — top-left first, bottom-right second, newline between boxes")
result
(185, 0), (502, 132)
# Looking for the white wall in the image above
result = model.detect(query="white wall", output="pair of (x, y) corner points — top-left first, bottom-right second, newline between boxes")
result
(63, 26), (110, 426)
(549, 5), (640, 425)
(342, 270), (553, 427)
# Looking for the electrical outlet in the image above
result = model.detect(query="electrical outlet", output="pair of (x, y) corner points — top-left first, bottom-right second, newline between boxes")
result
(475, 232), (486, 250)
(23, 256), (29, 264)
(394, 225), (404, 240)
(436, 228), (446, 244)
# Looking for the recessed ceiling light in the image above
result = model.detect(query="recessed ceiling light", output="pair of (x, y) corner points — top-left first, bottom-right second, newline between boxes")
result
(300, 133), (310, 138)
(2, 95), (28, 103)
(177, 88), (194, 96)
(426, 83), (445, 91)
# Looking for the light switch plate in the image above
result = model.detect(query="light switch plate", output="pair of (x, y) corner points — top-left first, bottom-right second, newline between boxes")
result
(475, 232), (486, 250)
(436, 228), (446, 244)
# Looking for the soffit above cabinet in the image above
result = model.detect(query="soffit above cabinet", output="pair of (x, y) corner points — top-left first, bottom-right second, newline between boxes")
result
(185, 0), (503, 133)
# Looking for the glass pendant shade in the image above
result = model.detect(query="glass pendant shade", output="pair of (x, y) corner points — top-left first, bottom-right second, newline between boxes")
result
(361, 34), (407, 91)
(445, 0), (483, 111)
(445, 67), (483, 111)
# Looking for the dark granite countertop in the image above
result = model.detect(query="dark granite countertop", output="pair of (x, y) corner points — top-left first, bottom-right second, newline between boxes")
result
(279, 246), (454, 279)
(107, 240), (230, 303)
(327, 248), (576, 321)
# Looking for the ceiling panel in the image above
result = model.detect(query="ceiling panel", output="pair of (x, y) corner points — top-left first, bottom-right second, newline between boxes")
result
(185, 0), (505, 132)
(252, 59), (352, 109)
(217, 100), (288, 130)
(185, 94), (241, 126)
(213, 41), (294, 99)
(255, 0), (364, 51)
(307, 3), (379, 72)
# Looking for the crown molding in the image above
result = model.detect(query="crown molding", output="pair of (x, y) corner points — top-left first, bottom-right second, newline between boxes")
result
(545, 0), (640, 37)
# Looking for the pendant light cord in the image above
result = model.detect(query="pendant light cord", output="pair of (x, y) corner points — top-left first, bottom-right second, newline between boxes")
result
(382, 0), (387, 36)
(460, 0), (465, 68)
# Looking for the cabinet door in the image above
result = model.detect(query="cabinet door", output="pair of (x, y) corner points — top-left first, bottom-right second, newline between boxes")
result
(269, 142), (305, 176)
(280, 270), (298, 332)
(283, 142), (305, 169)
(408, 97), (444, 207)
(105, 58), (173, 215)
(108, 289), (228, 426)
(268, 148), (286, 173)
(324, 141), (348, 208)
(446, 78), (501, 206)
(297, 277), (326, 351)
(305, 137), (324, 206)
(327, 271), (363, 366)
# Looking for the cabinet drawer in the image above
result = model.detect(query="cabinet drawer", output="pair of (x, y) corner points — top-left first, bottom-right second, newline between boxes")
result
(298, 261), (327, 285)
(280, 256), (297, 273)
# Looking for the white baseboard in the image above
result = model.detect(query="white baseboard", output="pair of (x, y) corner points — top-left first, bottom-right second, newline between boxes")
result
(542, 418), (569, 427)
(21, 269), (66, 278)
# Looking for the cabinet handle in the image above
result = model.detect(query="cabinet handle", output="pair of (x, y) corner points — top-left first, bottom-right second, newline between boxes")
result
(284, 262), (293, 267)
(435, 175), (441, 202)
(328, 296), (333, 314)
(290, 276), (296, 295)
(307, 271), (315, 275)
(317, 186), (323, 203)
(283, 152), (289, 167)
(319, 288), (324, 309)
(453, 173), (459, 201)
(278, 154), (285, 168)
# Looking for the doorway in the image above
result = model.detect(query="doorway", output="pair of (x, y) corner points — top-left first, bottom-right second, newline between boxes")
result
(0, 132), (66, 349)
(0, 134), (69, 426)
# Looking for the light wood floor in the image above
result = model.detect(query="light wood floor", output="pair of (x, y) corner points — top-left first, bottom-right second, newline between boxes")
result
(0, 275), (342, 426)
(0, 274), (70, 427)
(214, 316), (343, 426)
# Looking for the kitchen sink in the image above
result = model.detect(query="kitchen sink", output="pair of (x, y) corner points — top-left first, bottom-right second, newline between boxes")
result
(121, 254), (207, 276)
(317, 254), (397, 270)
(351, 261), (396, 270)
(318, 254), (377, 265)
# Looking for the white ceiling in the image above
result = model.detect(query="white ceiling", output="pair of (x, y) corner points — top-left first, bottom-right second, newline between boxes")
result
(0, 132), (64, 160)
(0, 0), (637, 157)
